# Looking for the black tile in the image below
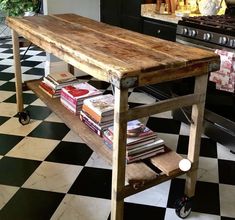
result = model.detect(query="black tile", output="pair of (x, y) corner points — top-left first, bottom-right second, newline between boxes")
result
(76, 75), (92, 80)
(221, 217), (235, 220)
(218, 159), (235, 185)
(0, 43), (12, 48)
(0, 188), (65, 220)
(146, 117), (181, 134)
(0, 116), (10, 126)
(108, 202), (166, 220)
(128, 102), (144, 108)
(8, 55), (33, 60)
(3, 93), (38, 104)
(20, 60), (42, 67)
(0, 72), (14, 81)
(0, 157), (41, 186)
(28, 121), (70, 140)
(0, 64), (9, 71)
(37, 51), (46, 56)
(0, 134), (24, 155)
(167, 178), (220, 215)
(87, 80), (110, 90)
(23, 68), (45, 76)
(0, 81), (16, 91)
(1, 48), (13, 54)
(46, 141), (93, 165)
(68, 167), (112, 199)
(177, 135), (217, 158)
(23, 105), (52, 120)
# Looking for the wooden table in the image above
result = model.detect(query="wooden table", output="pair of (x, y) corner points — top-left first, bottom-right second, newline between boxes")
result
(6, 14), (220, 220)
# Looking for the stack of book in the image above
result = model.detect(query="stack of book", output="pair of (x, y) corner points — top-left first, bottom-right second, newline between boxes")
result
(60, 82), (102, 115)
(80, 94), (114, 137)
(103, 120), (165, 163)
(39, 71), (78, 98)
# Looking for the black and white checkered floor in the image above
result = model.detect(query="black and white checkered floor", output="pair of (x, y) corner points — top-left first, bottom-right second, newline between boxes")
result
(0, 38), (235, 220)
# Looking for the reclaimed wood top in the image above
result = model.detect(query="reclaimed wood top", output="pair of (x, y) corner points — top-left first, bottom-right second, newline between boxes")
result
(7, 14), (220, 88)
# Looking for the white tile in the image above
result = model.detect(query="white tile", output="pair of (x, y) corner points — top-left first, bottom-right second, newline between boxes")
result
(178, 157), (219, 183)
(0, 91), (15, 102)
(0, 102), (20, 117)
(62, 130), (85, 143)
(30, 98), (47, 106)
(128, 92), (156, 104)
(157, 132), (179, 151)
(6, 137), (59, 161)
(0, 117), (42, 136)
(0, 53), (12, 59)
(164, 208), (220, 220)
(34, 62), (45, 69)
(0, 59), (14, 65)
(51, 194), (110, 220)
(20, 50), (42, 56)
(219, 184), (235, 218)
(10, 74), (42, 82)
(0, 184), (19, 209)
(1, 66), (32, 73)
(217, 143), (235, 161)
(0, 81), (5, 86)
(152, 111), (173, 119)
(85, 152), (112, 170)
(26, 56), (46, 62)
(44, 112), (63, 123)
(125, 181), (171, 208)
(23, 161), (83, 193)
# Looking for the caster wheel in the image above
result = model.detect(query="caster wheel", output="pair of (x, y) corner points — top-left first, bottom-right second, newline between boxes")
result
(175, 196), (192, 219)
(18, 111), (30, 125)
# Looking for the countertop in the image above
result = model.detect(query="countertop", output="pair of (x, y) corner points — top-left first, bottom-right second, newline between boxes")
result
(141, 4), (227, 24)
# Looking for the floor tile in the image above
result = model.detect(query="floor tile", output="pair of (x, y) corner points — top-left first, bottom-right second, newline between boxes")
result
(68, 167), (112, 199)
(164, 208), (220, 220)
(0, 117), (41, 136)
(0, 81), (16, 91)
(3, 92), (38, 104)
(176, 135), (218, 158)
(218, 159), (235, 185)
(62, 130), (85, 143)
(167, 178), (220, 215)
(23, 161), (83, 193)
(125, 181), (170, 208)
(220, 184), (235, 218)
(30, 98), (47, 106)
(0, 91), (16, 102)
(0, 188), (65, 220)
(20, 60), (42, 67)
(23, 105), (52, 120)
(28, 121), (70, 140)
(217, 143), (235, 161)
(0, 156), (41, 186)
(0, 72), (14, 81)
(51, 194), (111, 220)
(128, 91), (156, 104)
(147, 117), (181, 134)
(44, 112), (63, 123)
(1, 66), (31, 74)
(85, 152), (112, 169)
(6, 136), (59, 161)
(0, 102), (18, 117)
(0, 133), (24, 155)
(0, 184), (19, 209)
(121, 202), (166, 220)
(0, 116), (10, 126)
(157, 132), (179, 151)
(23, 67), (45, 76)
(45, 141), (93, 166)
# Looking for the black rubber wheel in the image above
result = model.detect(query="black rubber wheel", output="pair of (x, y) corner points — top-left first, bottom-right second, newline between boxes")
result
(18, 111), (30, 125)
(175, 196), (192, 219)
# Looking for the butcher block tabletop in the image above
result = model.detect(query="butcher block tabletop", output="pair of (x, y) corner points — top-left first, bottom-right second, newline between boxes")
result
(6, 14), (220, 88)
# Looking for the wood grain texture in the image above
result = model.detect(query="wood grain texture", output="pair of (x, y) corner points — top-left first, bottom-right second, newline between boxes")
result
(6, 14), (220, 88)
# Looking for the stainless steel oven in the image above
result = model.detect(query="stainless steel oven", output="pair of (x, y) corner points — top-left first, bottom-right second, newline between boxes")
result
(175, 13), (235, 152)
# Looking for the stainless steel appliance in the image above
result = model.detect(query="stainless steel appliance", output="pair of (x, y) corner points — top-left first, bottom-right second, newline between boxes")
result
(175, 5), (235, 152)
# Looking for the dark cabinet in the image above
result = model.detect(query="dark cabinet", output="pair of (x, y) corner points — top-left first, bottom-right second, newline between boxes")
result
(143, 19), (177, 42)
(100, 0), (143, 32)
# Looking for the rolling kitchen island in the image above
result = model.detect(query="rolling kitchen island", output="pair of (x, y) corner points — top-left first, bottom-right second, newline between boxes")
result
(6, 14), (220, 220)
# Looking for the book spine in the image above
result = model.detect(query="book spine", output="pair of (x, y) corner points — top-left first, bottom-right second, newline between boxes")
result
(82, 104), (102, 123)
(80, 111), (103, 130)
(80, 114), (102, 137)
(43, 77), (57, 89)
(39, 81), (56, 95)
(61, 90), (78, 105)
(60, 98), (78, 115)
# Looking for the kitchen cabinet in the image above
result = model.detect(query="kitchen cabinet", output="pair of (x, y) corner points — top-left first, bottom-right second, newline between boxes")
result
(143, 18), (177, 41)
(100, 0), (144, 32)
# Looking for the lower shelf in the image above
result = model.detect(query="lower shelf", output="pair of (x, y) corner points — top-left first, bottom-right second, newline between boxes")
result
(26, 79), (184, 188)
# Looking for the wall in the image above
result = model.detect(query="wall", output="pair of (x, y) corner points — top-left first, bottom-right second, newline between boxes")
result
(43, 0), (100, 75)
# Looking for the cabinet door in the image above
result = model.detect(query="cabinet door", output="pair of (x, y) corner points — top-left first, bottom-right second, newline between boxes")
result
(143, 19), (176, 42)
(100, 0), (121, 26)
